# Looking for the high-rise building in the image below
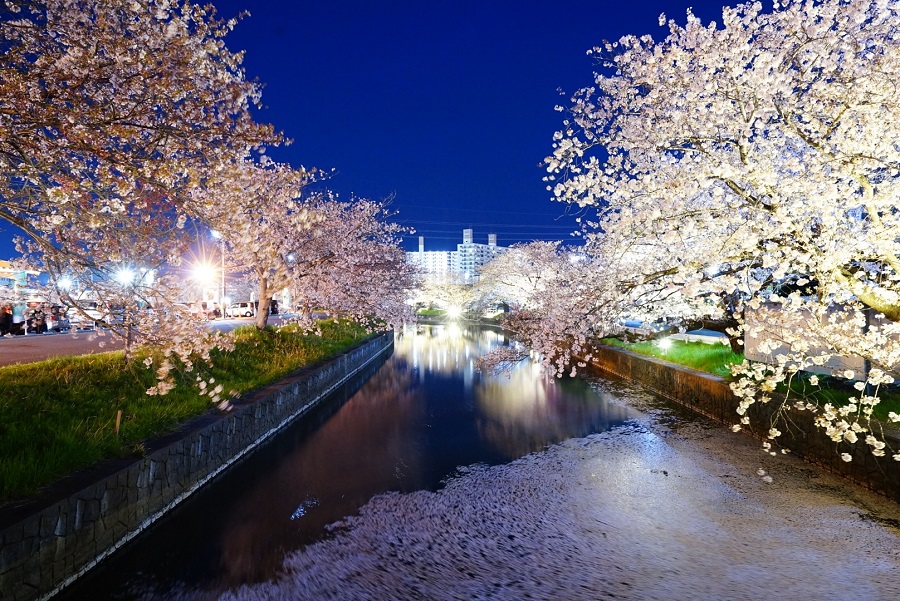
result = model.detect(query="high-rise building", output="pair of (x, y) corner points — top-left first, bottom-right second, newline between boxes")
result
(407, 229), (505, 283)
(409, 236), (451, 277)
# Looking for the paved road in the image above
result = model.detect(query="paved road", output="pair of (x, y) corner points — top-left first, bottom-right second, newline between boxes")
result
(0, 329), (126, 367)
(0, 316), (291, 367)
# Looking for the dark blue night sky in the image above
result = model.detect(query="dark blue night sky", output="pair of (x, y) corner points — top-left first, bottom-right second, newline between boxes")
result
(0, 0), (742, 257)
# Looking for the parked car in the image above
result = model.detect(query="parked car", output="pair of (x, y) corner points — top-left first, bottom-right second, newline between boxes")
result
(67, 300), (105, 328)
(101, 304), (126, 326)
(227, 302), (255, 318)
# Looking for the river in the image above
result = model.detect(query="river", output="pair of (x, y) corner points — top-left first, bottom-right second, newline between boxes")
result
(58, 324), (900, 600)
(59, 324), (637, 599)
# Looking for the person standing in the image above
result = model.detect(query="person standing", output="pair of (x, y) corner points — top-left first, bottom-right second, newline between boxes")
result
(0, 304), (12, 337)
(11, 303), (25, 335)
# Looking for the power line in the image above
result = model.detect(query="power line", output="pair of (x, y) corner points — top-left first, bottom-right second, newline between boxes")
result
(399, 220), (576, 230)
(396, 203), (568, 218)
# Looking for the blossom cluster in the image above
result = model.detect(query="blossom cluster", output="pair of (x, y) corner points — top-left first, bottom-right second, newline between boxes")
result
(496, 0), (900, 463)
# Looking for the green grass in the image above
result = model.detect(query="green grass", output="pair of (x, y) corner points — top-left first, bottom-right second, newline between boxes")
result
(0, 320), (369, 503)
(601, 336), (900, 423)
(601, 337), (744, 378)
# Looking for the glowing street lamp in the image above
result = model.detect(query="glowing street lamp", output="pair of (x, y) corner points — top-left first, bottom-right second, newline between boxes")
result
(192, 262), (216, 286)
(210, 229), (226, 309)
(114, 267), (136, 287)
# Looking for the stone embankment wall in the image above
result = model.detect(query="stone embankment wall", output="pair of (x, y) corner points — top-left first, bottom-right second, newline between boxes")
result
(586, 343), (900, 503)
(0, 332), (393, 601)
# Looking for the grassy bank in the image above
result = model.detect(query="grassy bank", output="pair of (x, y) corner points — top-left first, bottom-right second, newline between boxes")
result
(601, 337), (743, 378)
(0, 321), (369, 503)
(600, 337), (899, 423)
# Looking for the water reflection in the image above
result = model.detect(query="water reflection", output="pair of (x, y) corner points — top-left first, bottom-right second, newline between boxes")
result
(401, 324), (632, 461)
(59, 325), (634, 600)
(476, 361), (622, 458)
(215, 364), (425, 587)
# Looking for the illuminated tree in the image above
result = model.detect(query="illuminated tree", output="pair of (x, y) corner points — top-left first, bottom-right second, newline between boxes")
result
(543, 0), (900, 458)
(477, 242), (617, 375)
(0, 0), (280, 392)
(412, 273), (482, 320)
(210, 160), (417, 332)
(280, 193), (418, 332)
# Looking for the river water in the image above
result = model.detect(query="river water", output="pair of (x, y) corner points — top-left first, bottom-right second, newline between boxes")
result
(59, 324), (636, 600)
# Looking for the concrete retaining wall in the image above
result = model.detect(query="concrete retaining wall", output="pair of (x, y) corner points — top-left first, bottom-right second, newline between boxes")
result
(0, 332), (393, 601)
(586, 343), (900, 503)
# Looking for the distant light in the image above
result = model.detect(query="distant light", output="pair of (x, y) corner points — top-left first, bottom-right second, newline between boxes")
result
(57, 277), (73, 291)
(658, 338), (673, 351)
(114, 267), (135, 286)
(446, 305), (462, 319)
(192, 262), (216, 283)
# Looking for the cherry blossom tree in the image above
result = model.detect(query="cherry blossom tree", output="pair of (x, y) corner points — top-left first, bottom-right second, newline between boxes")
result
(0, 0), (281, 393)
(476, 242), (575, 312)
(477, 242), (617, 376)
(208, 160), (417, 332)
(199, 160), (312, 329)
(412, 273), (483, 320)
(543, 0), (900, 459)
(279, 194), (418, 332)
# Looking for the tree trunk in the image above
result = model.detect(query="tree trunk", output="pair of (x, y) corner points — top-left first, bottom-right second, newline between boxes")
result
(835, 269), (900, 322)
(255, 277), (271, 330)
(124, 313), (134, 364)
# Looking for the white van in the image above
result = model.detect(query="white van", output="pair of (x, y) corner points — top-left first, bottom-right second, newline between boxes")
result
(227, 302), (255, 318)
(67, 300), (105, 327)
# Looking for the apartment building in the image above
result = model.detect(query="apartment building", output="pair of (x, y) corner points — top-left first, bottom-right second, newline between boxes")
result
(407, 229), (505, 283)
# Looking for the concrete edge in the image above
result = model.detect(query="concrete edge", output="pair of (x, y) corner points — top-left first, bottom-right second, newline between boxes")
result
(0, 332), (394, 601)
(584, 343), (900, 504)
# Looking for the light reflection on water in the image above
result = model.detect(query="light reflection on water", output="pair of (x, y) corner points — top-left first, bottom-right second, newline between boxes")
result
(59, 324), (634, 600)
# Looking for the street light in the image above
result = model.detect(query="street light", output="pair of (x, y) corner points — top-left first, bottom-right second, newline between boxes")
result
(114, 267), (136, 287)
(211, 230), (226, 312)
(192, 262), (216, 285)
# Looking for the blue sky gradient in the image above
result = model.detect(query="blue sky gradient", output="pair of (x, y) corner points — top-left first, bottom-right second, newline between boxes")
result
(0, 0), (740, 257)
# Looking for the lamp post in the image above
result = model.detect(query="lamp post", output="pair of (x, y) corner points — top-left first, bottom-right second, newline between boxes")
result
(192, 261), (216, 316)
(211, 230), (226, 315)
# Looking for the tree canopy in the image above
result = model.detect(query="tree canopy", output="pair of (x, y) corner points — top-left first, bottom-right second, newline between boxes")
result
(0, 0), (413, 396)
(207, 159), (417, 332)
(538, 0), (900, 460)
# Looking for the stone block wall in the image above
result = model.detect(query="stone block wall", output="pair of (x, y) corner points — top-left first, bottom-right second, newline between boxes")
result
(0, 332), (393, 601)
(586, 343), (900, 503)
